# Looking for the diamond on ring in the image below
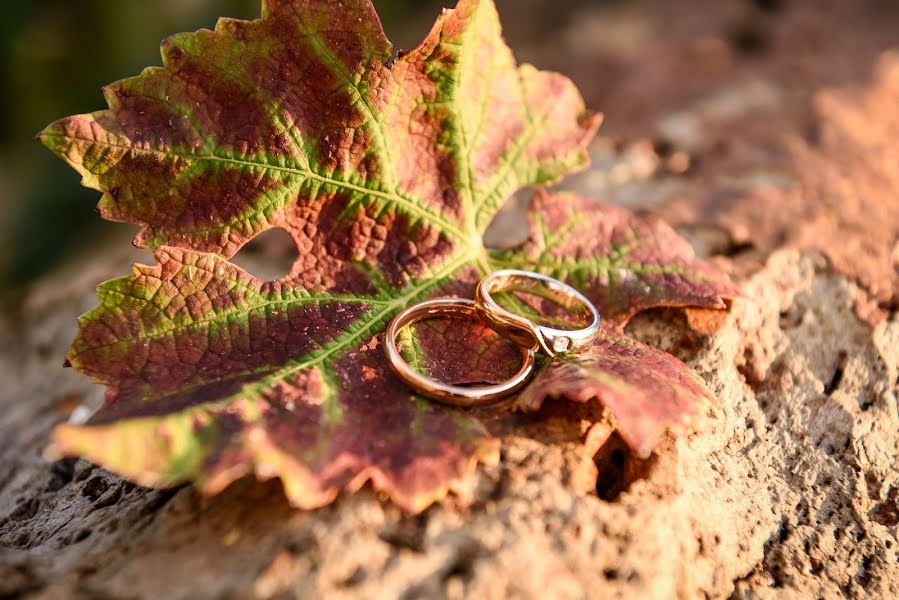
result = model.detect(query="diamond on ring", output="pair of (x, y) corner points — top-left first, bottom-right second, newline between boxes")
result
(475, 269), (601, 357)
(552, 337), (572, 353)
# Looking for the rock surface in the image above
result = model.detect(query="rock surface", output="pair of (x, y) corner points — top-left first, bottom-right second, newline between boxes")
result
(1, 230), (897, 599)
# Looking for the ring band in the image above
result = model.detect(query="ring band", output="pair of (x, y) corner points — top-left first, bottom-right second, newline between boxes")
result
(383, 298), (536, 407)
(475, 269), (600, 357)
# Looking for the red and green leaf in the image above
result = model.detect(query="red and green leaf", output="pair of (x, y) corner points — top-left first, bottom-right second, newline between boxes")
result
(489, 190), (741, 331)
(517, 336), (718, 457)
(486, 191), (734, 455)
(42, 0), (737, 512)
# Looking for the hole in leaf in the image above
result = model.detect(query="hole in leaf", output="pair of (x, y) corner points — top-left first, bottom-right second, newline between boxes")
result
(593, 432), (656, 501)
(230, 228), (298, 281)
(483, 189), (530, 250)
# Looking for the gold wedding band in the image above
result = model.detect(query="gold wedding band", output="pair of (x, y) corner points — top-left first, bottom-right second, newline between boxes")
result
(476, 269), (601, 357)
(384, 271), (600, 404)
(383, 298), (536, 407)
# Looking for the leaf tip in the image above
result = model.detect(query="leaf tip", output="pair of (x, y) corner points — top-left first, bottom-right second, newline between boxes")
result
(47, 424), (91, 468)
(583, 110), (604, 136)
(42, 441), (64, 463)
(36, 120), (62, 151)
(481, 438), (501, 466)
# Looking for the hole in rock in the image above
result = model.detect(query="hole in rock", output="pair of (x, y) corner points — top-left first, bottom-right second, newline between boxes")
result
(92, 485), (122, 509)
(751, 0), (786, 14)
(593, 432), (657, 501)
(9, 498), (40, 522)
(379, 514), (428, 553)
(73, 464), (94, 483)
(824, 351), (847, 396)
(441, 538), (482, 583)
(653, 138), (674, 158)
(81, 476), (109, 502)
(338, 566), (366, 588)
(779, 306), (803, 330)
(729, 20), (770, 54)
(856, 554), (875, 588)
(45, 458), (77, 492)
(72, 529), (92, 543)
(231, 228), (298, 281)
(13, 532), (31, 549)
(870, 486), (899, 527)
(722, 240), (755, 258)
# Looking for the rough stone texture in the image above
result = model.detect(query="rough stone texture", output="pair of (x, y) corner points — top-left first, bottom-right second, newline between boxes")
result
(1, 228), (897, 599)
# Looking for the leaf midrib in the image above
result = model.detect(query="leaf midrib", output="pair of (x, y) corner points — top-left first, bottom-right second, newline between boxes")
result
(44, 133), (468, 242)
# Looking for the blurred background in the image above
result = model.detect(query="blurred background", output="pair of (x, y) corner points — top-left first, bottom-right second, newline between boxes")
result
(1, 0), (897, 294)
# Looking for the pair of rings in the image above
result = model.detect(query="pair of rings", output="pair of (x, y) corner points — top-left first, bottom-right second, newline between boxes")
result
(383, 270), (601, 407)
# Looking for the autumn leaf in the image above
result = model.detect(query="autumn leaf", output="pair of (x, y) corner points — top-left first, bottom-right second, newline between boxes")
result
(41, 0), (736, 512)
(517, 336), (718, 457)
(487, 191), (734, 454)
(489, 190), (741, 331)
